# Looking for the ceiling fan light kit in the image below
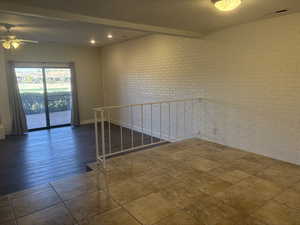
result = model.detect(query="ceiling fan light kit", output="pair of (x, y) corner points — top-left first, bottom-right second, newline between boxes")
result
(2, 39), (21, 50)
(211, 0), (242, 11)
(1, 24), (38, 50)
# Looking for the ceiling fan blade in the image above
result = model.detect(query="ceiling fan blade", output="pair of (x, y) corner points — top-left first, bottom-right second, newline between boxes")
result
(18, 39), (39, 44)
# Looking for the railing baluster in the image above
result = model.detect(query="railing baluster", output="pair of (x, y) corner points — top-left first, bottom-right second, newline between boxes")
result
(108, 110), (112, 154)
(120, 113), (123, 151)
(160, 103), (162, 141)
(141, 105), (144, 146)
(168, 103), (171, 140)
(100, 110), (106, 168)
(94, 111), (99, 160)
(175, 102), (178, 140)
(191, 100), (194, 137)
(184, 101), (186, 138)
(131, 105), (134, 148)
(93, 97), (201, 164)
(150, 104), (153, 144)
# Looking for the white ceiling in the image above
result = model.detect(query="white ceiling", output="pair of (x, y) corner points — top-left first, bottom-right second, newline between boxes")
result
(3, 0), (300, 33)
(0, 13), (147, 47)
(0, 0), (300, 46)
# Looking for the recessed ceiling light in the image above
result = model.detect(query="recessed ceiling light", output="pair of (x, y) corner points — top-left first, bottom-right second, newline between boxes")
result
(211, 0), (241, 11)
(90, 39), (96, 44)
(107, 34), (113, 39)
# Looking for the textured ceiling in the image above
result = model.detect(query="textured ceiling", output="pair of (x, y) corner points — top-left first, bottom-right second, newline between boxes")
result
(0, 13), (147, 46)
(4, 0), (300, 33)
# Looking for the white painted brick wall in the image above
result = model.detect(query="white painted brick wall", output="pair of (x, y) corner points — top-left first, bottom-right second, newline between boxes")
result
(100, 13), (300, 165)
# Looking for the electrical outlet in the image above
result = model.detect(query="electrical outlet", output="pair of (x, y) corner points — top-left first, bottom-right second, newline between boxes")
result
(213, 128), (218, 135)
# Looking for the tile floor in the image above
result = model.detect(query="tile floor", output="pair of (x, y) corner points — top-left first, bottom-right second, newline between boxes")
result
(1, 138), (300, 225)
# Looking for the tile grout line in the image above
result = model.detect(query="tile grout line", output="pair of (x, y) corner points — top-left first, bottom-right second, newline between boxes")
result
(8, 194), (19, 225)
(49, 182), (79, 225)
(8, 184), (67, 223)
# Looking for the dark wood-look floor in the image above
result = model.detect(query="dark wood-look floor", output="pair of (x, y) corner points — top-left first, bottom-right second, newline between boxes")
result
(0, 123), (160, 196)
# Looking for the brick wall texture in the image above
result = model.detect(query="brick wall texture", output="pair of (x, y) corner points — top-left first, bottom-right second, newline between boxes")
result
(100, 13), (300, 165)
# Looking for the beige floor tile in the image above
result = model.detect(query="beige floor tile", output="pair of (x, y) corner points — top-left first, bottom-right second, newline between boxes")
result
(172, 169), (205, 183)
(228, 158), (269, 175)
(0, 205), (14, 224)
(65, 190), (118, 222)
(17, 203), (76, 225)
(236, 176), (282, 200)
(153, 210), (199, 225)
(124, 192), (177, 225)
(256, 165), (300, 188)
(186, 201), (239, 225)
(102, 168), (134, 185)
(12, 186), (61, 218)
(135, 173), (178, 191)
(51, 173), (98, 201)
(129, 163), (166, 179)
(183, 172), (232, 196)
(216, 148), (249, 162)
(215, 184), (269, 214)
(109, 178), (155, 204)
(186, 157), (221, 172)
(274, 189), (300, 210)
(189, 147), (224, 163)
(216, 216), (268, 225)
(253, 201), (300, 225)
(81, 207), (139, 225)
(209, 167), (251, 184)
(167, 149), (197, 161)
(292, 181), (300, 193)
(159, 181), (212, 209)
(199, 179), (232, 196)
(162, 161), (198, 179)
(241, 153), (281, 167)
(9, 184), (52, 200)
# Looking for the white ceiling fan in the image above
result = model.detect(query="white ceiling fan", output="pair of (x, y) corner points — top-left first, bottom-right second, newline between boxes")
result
(1, 24), (38, 50)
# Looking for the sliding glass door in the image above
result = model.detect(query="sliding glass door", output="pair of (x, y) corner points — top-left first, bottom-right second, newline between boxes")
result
(15, 66), (72, 130)
(45, 68), (72, 127)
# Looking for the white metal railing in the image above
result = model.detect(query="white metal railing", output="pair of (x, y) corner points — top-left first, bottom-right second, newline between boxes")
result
(94, 97), (202, 168)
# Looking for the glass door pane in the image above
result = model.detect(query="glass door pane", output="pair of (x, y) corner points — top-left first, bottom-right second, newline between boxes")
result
(45, 68), (72, 127)
(15, 68), (47, 130)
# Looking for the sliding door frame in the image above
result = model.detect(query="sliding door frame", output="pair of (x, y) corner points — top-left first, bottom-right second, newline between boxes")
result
(15, 65), (72, 131)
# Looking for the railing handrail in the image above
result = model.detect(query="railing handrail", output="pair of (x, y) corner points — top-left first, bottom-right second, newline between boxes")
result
(93, 97), (202, 111)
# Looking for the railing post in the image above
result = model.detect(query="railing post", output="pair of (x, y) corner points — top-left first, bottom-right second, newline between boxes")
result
(175, 102), (178, 140)
(131, 105), (134, 148)
(120, 121), (123, 151)
(184, 101), (186, 138)
(168, 103), (171, 140)
(150, 104), (153, 144)
(108, 110), (112, 154)
(101, 110), (106, 168)
(141, 105), (144, 146)
(94, 110), (99, 162)
(160, 103), (162, 141)
(191, 100), (194, 137)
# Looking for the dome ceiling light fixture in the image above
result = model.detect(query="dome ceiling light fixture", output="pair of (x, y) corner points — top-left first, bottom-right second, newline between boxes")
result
(211, 0), (242, 11)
